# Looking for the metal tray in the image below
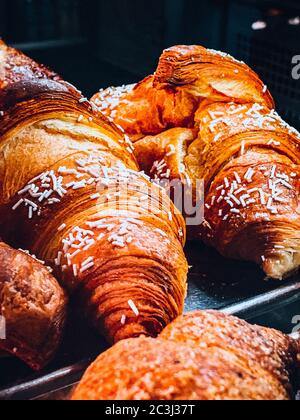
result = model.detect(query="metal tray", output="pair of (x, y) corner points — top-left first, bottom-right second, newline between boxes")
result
(0, 241), (299, 400)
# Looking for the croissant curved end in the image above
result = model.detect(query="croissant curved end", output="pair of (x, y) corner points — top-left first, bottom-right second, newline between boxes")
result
(0, 40), (188, 345)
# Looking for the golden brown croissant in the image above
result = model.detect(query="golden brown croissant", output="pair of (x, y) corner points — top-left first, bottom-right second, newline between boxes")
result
(134, 128), (196, 185)
(0, 40), (188, 344)
(90, 45), (274, 140)
(0, 241), (67, 370)
(91, 45), (300, 280)
(72, 310), (300, 400)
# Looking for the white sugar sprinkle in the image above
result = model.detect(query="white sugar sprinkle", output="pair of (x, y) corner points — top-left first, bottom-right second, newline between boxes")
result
(155, 228), (168, 237)
(234, 172), (241, 184)
(128, 300), (139, 316)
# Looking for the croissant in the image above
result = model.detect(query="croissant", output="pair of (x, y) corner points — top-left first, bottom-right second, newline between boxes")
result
(91, 75), (199, 141)
(91, 45), (300, 280)
(0, 40), (188, 344)
(0, 242), (67, 370)
(72, 310), (300, 400)
(134, 127), (196, 185)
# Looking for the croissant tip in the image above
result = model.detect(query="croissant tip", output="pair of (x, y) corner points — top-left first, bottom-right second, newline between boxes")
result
(262, 253), (300, 281)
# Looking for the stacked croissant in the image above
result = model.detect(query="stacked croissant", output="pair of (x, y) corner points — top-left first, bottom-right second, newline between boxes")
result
(92, 45), (300, 281)
(0, 40), (299, 400)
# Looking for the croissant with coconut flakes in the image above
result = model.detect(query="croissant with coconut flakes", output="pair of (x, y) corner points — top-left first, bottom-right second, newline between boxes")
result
(91, 75), (199, 141)
(91, 45), (300, 280)
(0, 40), (188, 344)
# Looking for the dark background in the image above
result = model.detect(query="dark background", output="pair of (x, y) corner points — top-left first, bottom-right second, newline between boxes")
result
(0, 0), (300, 129)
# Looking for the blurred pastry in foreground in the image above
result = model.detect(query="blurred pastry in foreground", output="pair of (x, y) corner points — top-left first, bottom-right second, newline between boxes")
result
(0, 242), (67, 371)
